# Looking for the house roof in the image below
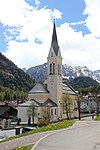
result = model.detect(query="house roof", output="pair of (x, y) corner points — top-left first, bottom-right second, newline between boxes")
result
(51, 21), (59, 56)
(29, 83), (49, 94)
(0, 106), (9, 116)
(18, 100), (35, 106)
(0, 105), (16, 117)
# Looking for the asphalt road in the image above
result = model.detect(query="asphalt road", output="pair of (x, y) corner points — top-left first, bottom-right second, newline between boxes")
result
(33, 121), (100, 150)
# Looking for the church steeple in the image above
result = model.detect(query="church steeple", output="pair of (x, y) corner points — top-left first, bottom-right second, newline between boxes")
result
(51, 21), (59, 56)
(47, 21), (62, 111)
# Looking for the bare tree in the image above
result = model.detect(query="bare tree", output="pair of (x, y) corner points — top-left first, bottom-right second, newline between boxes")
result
(38, 108), (50, 126)
(77, 93), (82, 120)
(89, 86), (100, 116)
(27, 103), (37, 126)
(62, 93), (72, 119)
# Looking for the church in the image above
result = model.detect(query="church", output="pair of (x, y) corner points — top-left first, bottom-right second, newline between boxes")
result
(17, 22), (78, 123)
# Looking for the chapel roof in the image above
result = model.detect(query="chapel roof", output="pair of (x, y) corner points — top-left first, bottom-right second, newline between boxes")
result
(29, 83), (49, 94)
(18, 99), (57, 107)
(34, 98), (57, 106)
(62, 80), (77, 95)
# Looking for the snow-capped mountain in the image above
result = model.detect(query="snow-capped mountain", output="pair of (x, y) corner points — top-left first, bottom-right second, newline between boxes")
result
(25, 63), (100, 83)
(26, 63), (47, 83)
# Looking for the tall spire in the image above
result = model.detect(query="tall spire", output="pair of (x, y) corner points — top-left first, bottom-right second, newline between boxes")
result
(51, 20), (59, 56)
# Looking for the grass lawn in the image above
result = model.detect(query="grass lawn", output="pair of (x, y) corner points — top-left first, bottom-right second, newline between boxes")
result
(0, 120), (75, 143)
(95, 115), (100, 120)
(12, 144), (33, 150)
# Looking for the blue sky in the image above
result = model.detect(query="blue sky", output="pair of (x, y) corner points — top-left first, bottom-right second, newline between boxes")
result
(0, 0), (100, 70)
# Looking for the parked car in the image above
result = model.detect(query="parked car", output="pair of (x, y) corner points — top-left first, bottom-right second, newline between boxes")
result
(22, 126), (37, 134)
(3, 116), (19, 122)
(9, 116), (19, 122)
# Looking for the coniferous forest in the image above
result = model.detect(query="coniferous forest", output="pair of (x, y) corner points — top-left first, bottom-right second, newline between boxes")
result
(0, 53), (35, 102)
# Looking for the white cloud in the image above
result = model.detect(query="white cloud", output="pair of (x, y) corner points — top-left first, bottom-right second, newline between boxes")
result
(0, 0), (33, 26)
(0, 0), (62, 68)
(1, 0), (100, 71)
(4, 40), (48, 68)
(84, 0), (100, 37)
(56, 22), (100, 71)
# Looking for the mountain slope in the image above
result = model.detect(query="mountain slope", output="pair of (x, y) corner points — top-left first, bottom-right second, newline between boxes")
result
(26, 63), (100, 83)
(0, 53), (35, 92)
(26, 63), (47, 83)
(69, 76), (99, 90)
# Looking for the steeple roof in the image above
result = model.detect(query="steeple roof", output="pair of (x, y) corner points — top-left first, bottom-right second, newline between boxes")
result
(51, 21), (59, 56)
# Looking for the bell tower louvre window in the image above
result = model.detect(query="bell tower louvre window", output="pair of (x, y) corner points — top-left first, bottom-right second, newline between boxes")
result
(53, 63), (55, 74)
(50, 64), (52, 74)
(50, 63), (55, 74)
